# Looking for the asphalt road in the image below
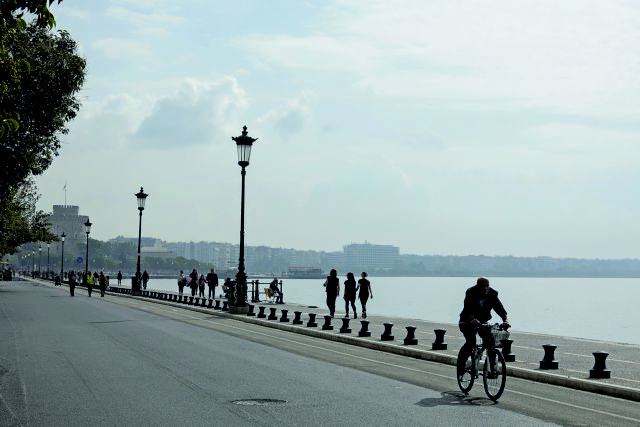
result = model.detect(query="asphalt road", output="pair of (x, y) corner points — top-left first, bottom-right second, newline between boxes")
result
(1, 281), (638, 426)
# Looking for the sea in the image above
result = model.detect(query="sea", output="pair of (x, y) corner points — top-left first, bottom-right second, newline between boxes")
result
(138, 276), (639, 346)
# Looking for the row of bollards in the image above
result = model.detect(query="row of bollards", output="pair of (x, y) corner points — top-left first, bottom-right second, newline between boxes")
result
(109, 287), (612, 379)
(539, 344), (611, 378)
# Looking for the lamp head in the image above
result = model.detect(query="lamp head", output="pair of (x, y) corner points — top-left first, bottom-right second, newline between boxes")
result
(135, 187), (148, 211)
(232, 125), (258, 167)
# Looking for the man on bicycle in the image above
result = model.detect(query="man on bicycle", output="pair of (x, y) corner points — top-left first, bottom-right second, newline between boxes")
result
(458, 277), (510, 375)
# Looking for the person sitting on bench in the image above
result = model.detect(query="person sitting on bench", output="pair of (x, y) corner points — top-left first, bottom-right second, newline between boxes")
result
(269, 277), (283, 303)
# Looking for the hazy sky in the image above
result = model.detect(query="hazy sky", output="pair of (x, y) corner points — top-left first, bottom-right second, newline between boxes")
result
(35, 0), (640, 258)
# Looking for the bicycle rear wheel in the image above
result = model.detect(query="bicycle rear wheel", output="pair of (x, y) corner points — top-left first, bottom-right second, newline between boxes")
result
(456, 350), (475, 393)
(483, 349), (506, 400)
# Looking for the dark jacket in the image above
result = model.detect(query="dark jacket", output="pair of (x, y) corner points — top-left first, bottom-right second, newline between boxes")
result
(459, 286), (507, 323)
(325, 276), (339, 296)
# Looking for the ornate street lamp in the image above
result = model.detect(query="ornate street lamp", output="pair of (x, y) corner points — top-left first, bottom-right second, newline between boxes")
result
(134, 187), (148, 296)
(46, 242), (50, 279)
(84, 218), (92, 284)
(38, 244), (42, 277)
(60, 232), (66, 279)
(232, 126), (257, 310)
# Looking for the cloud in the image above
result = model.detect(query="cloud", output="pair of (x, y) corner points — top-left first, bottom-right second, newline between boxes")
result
(129, 77), (249, 148)
(106, 5), (184, 38)
(256, 93), (313, 139)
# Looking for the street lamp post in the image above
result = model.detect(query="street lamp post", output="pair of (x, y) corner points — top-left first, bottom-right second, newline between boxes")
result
(31, 250), (34, 278)
(232, 126), (257, 311)
(60, 232), (66, 279)
(47, 243), (50, 279)
(38, 244), (42, 277)
(84, 218), (92, 285)
(134, 187), (148, 296)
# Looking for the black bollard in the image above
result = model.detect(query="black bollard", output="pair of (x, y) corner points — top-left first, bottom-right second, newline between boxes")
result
(432, 329), (447, 350)
(279, 309), (290, 322)
(501, 339), (516, 362)
(257, 306), (267, 318)
(246, 304), (255, 316)
(268, 307), (278, 320)
(322, 315), (334, 330)
(381, 323), (394, 341)
(540, 344), (559, 369)
(404, 326), (418, 345)
(292, 311), (303, 325)
(358, 320), (372, 337)
(200, 298), (207, 307)
(188, 296), (194, 305)
(307, 313), (318, 327)
(589, 351), (611, 379)
(194, 297), (200, 305)
(222, 301), (229, 311)
(214, 299), (221, 310)
(339, 317), (352, 333)
(208, 299), (214, 308)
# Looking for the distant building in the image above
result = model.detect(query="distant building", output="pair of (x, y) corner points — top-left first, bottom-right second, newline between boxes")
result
(48, 205), (89, 251)
(343, 241), (399, 271)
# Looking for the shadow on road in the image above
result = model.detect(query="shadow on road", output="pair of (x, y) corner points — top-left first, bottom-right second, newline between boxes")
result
(415, 391), (498, 407)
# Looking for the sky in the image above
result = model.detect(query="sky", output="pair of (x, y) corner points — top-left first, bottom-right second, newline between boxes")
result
(34, 0), (640, 259)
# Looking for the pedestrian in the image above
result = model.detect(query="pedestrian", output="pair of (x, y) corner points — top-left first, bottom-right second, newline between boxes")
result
(99, 271), (107, 297)
(117, 270), (122, 286)
(198, 274), (206, 298)
(142, 270), (149, 290)
(206, 268), (218, 299)
(357, 272), (373, 318)
(270, 277), (283, 303)
(68, 271), (76, 296)
(177, 270), (185, 296)
(343, 272), (357, 318)
(86, 271), (94, 297)
(323, 269), (340, 317)
(189, 269), (198, 297)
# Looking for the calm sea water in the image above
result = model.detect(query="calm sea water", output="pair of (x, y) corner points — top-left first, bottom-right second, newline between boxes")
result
(140, 276), (639, 345)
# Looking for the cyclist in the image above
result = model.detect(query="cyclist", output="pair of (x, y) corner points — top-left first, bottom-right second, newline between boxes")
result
(457, 277), (510, 375)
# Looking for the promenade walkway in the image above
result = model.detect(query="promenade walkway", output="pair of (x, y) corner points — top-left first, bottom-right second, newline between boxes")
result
(22, 277), (640, 402)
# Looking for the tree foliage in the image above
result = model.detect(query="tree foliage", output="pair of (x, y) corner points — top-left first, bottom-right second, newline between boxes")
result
(1, 1), (62, 135)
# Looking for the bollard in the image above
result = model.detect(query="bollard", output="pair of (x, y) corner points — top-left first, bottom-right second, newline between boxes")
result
(257, 306), (267, 318)
(381, 323), (395, 341)
(292, 311), (303, 325)
(194, 297), (200, 305)
(404, 326), (418, 345)
(307, 313), (318, 327)
(200, 298), (207, 307)
(322, 315), (334, 330)
(589, 351), (611, 379)
(279, 309), (290, 322)
(358, 320), (372, 337)
(339, 317), (352, 333)
(432, 329), (447, 350)
(501, 339), (516, 362)
(188, 297), (194, 305)
(180, 295), (187, 304)
(207, 299), (214, 308)
(214, 300), (221, 310)
(540, 344), (559, 369)
(246, 304), (255, 316)
(268, 307), (278, 320)
(222, 301), (229, 312)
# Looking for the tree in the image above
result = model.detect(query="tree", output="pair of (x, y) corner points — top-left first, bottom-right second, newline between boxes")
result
(1, 0), (62, 135)
(0, 24), (86, 204)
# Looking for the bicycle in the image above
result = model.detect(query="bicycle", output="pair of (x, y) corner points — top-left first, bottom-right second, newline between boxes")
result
(456, 322), (510, 401)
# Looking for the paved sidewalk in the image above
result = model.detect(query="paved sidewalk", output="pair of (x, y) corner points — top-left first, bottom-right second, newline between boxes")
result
(21, 277), (640, 402)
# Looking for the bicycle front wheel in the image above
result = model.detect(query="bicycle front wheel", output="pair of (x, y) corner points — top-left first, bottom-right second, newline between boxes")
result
(483, 349), (506, 401)
(456, 350), (475, 393)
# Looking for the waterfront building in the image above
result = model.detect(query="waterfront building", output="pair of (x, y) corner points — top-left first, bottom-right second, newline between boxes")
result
(343, 241), (400, 271)
(48, 205), (89, 251)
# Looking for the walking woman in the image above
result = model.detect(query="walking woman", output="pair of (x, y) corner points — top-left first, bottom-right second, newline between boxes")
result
(198, 274), (206, 298)
(177, 270), (185, 296)
(357, 272), (373, 318)
(323, 269), (340, 317)
(343, 272), (358, 318)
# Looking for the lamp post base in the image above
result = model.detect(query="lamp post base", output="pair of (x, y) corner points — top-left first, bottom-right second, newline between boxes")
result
(229, 306), (249, 315)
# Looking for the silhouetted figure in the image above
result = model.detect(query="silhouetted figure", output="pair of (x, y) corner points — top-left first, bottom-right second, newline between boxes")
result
(270, 277), (283, 303)
(68, 271), (76, 296)
(206, 269), (218, 299)
(117, 270), (122, 286)
(198, 274), (206, 298)
(142, 270), (149, 290)
(189, 269), (198, 297)
(99, 271), (107, 297)
(323, 269), (340, 317)
(177, 270), (185, 296)
(357, 272), (372, 318)
(343, 272), (357, 318)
